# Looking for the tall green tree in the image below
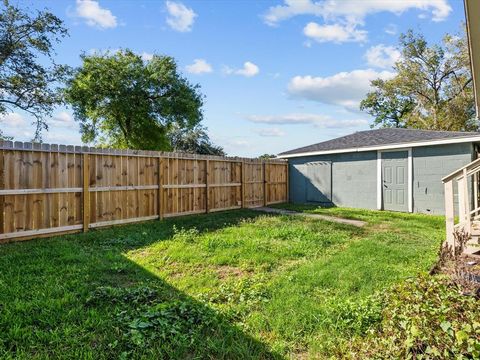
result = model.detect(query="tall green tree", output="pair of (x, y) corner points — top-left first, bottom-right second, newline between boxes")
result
(168, 123), (225, 155)
(0, 0), (69, 139)
(361, 29), (476, 131)
(65, 50), (204, 150)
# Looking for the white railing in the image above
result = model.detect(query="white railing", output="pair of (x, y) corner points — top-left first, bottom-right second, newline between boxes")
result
(442, 158), (480, 247)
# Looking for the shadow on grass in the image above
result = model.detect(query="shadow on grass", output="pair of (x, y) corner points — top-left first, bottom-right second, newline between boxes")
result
(0, 210), (281, 359)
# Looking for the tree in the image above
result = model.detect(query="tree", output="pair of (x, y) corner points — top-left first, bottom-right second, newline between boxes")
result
(65, 50), (204, 150)
(258, 154), (276, 159)
(361, 29), (476, 131)
(168, 123), (225, 155)
(0, 0), (70, 139)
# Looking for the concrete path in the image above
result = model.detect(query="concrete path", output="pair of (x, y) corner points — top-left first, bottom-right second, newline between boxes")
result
(254, 207), (367, 227)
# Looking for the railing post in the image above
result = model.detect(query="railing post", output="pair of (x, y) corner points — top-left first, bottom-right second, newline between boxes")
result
(463, 168), (471, 234)
(474, 172), (478, 217)
(82, 153), (90, 232)
(444, 179), (455, 247)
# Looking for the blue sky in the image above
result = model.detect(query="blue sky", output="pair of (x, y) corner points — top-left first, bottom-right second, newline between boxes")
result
(1, 0), (466, 156)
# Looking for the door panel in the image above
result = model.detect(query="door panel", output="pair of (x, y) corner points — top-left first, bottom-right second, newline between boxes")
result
(382, 151), (408, 212)
(305, 161), (332, 203)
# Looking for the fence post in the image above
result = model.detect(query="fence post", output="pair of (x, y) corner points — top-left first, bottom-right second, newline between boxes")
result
(241, 160), (245, 208)
(0, 146), (4, 235)
(205, 159), (210, 213)
(286, 162), (289, 203)
(263, 162), (267, 206)
(158, 156), (163, 220)
(82, 153), (90, 232)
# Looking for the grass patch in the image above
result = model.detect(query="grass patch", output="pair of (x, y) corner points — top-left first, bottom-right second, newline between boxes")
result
(0, 207), (445, 358)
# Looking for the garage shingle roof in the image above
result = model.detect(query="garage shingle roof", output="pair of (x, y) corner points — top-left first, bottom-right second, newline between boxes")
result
(279, 128), (480, 156)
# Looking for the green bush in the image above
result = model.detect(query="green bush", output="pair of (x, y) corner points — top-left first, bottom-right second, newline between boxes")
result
(340, 276), (480, 359)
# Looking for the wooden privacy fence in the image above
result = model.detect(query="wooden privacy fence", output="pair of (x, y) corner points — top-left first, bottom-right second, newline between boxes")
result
(0, 141), (288, 242)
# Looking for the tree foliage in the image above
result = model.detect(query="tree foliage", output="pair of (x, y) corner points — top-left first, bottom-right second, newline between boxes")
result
(65, 50), (204, 150)
(361, 30), (476, 131)
(168, 123), (225, 155)
(0, 0), (69, 139)
(258, 154), (276, 159)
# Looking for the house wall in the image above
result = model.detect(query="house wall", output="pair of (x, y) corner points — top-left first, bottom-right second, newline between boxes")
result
(412, 142), (473, 214)
(288, 151), (378, 209)
(287, 142), (474, 215)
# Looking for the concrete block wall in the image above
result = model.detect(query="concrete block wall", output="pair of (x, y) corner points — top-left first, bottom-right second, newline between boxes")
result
(412, 143), (473, 214)
(287, 142), (475, 215)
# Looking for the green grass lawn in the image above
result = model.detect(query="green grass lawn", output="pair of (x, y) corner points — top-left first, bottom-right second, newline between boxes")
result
(0, 206), (445, 359)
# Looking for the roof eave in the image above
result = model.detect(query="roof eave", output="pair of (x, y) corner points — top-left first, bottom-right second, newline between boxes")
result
(277, 135), (480, 159)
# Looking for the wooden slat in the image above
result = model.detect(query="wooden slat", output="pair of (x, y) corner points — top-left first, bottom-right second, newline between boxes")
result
(163, 209), (205, 218)
(162, 184), (206, 189)
(0, 188), (83, 195)
(90, 185), (159, 192)
(89, 215), (159, 228)
(263, 162), (267, 206)
(205, 159), (210, 213)
(0, 224), (83, 240)
(83, 153), (90, 232)
(158, 157), (163, 220)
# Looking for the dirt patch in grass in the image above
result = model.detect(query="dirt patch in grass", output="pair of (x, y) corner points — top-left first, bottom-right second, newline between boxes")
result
(216, 265), (250, 279)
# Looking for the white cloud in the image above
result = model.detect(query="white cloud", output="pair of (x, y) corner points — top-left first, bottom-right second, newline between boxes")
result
(186, 59), (213, 74)
(51, 112), (76, 127)
(255, 128), (286, 137)
(288, 69), (395, 111)
(365, 45), (401, 69)
(166, 1), (197, 32)
(264, 0), (451, 44)
(304, 22), (367, 43)
(247, 113), (368, 128)
(0, 113), (26, 127)
(224, 61), (260, 77)
(263, 0), (452, 26)
(75, 0), (117, 29)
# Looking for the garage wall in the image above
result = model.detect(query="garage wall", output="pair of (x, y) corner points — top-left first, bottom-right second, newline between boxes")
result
(288, 151), (377, 209)
(287, 142), (475, 215)
(413, 142), (473, 214)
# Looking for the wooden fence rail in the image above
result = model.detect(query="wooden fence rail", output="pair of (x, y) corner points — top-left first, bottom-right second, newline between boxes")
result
(0, 141), (288, 243)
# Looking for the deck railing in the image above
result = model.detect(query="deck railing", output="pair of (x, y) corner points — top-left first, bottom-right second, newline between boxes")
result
(442, 157), (480, 248)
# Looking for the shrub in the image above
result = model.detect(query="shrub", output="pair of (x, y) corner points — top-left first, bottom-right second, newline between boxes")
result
(340, 276), (480, 359)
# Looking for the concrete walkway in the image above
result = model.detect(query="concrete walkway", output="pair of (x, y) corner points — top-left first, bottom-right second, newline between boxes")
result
(254, 207), (367, 227)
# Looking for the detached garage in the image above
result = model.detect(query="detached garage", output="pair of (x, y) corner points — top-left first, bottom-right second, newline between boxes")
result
(278, 128), (480, 215)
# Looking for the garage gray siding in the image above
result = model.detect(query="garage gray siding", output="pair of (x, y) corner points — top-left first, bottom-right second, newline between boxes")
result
(288, 142), (475, 215)
(412, 143), (473, 214)
(289, 151), (377, 209)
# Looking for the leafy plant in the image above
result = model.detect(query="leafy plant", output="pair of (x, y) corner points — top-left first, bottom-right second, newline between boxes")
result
(340, 276), (480, 359)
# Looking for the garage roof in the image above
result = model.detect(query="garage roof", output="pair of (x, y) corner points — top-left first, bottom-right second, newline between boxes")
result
(278, 128), (480, 158)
